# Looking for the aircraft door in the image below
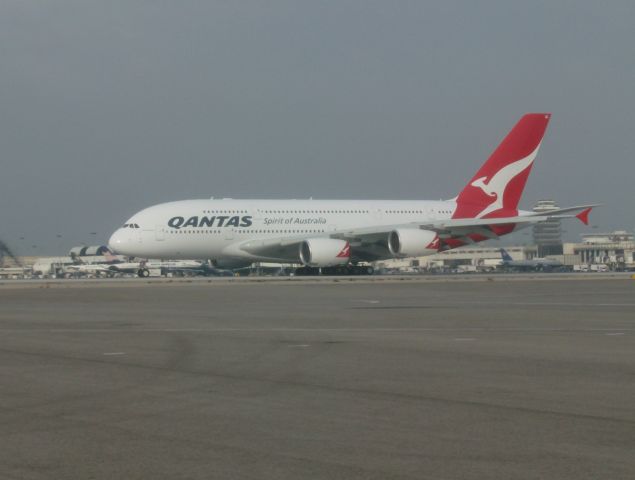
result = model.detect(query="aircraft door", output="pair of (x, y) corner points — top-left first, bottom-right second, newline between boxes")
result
(155, 225), (165, 241)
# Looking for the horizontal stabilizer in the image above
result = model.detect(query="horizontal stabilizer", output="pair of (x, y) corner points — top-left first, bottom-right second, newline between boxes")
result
(575, 207), (593, 225)
(526, 204), (599, 218)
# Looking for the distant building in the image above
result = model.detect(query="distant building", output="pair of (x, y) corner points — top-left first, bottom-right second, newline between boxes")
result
(563, 231), (635, 268)
(532, 200), (563, 256)
(374, 245), (538, 272)
(581, 231), (633, 244)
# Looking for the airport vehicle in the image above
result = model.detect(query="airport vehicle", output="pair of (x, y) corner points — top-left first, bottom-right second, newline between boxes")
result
(499, 248), (563, 271)
(589, 264), (609, 272)
(109, 113), (596, 274)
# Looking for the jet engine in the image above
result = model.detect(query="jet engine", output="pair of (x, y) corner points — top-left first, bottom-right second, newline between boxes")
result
(387, 229), (439, 258)
(299, 238), (350, 267)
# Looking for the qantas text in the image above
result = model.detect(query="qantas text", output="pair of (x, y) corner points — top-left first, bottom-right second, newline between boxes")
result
(168, 216), (253, 229)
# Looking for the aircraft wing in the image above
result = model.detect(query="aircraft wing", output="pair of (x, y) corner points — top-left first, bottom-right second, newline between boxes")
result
(331, 204), (598, 243)
(237, 204), (597, 261)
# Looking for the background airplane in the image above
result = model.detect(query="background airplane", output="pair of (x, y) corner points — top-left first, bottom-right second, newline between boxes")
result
(499, 248), (563, 271)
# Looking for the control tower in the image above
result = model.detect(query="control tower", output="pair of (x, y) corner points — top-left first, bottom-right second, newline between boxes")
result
(532, 200), (563, 256)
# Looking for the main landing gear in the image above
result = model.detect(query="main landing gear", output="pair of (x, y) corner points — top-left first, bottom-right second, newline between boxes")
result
(294, 265), (374, 276)
(137, 268), (150, 278)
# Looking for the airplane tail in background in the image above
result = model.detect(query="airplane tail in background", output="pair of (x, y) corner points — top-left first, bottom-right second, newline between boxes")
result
(453, 113), (551, 219)
(104, 249), (120, 263)
(500, 248), (514, 262)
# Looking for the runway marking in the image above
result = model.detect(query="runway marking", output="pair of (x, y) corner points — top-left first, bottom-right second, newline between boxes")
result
(3, 327), (635, 334)
(453, 338), (476, 341)
(103, 352), (126, 355)
(487, 302), (635, 307)
(356, 299), (380, 304)
(605, 332), (625, 336)
(354, 302), (635, 308)
(289, 344), (311, 348)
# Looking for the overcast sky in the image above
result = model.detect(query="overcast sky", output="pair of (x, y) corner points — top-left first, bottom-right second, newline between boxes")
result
(1, 1), (634, 255)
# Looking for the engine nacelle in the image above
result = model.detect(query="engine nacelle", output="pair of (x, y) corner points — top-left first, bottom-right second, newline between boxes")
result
(299, 238), (350, 267)
(388, 229), (439, 258)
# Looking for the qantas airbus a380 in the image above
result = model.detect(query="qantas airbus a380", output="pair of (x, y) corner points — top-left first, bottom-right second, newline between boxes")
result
(109, 113), (595, 274)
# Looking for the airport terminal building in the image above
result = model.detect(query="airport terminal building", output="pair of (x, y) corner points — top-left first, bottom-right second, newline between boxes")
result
(564, 231), (635, 269)
(376, 230), (635, 273)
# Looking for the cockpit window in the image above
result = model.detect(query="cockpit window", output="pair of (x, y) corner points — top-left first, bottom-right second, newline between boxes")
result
(123, 224), (129, 228)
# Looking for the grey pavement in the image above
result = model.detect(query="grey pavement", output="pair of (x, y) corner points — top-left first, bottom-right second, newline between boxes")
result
(1, 278), (634, 479)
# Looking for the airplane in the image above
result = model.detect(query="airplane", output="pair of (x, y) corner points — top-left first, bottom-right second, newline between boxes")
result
(66, 250), (222, 278)
(499, 248), (563, 271)
(100, 251), (218, 277)
(64, 263), (113, 276)
(156, 260), (234, 277)
(102, 250), (148, 276)
(108, 113), (597, 275)
(99, 252), (216, 278)
(61, 250), (144, 277)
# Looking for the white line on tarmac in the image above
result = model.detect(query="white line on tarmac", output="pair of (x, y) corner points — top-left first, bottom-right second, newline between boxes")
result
(102, 352), (126, 355)
(350, 301), (635, 307)
(477, 302), (635, 307)
(379, 302), (635, 307)
(2, 327), (635, 333)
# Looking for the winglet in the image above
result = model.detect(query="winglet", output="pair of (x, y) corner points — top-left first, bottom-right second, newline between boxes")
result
(576, 207), (592, 225)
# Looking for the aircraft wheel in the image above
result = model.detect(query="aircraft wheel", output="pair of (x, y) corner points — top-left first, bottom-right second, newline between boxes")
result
(138, 268), (150, 278)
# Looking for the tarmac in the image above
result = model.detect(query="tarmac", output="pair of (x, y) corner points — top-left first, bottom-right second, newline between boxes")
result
(1, 275), (634, 479)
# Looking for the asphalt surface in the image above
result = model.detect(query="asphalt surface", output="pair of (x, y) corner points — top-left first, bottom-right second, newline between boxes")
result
(1, 277), (634, 479)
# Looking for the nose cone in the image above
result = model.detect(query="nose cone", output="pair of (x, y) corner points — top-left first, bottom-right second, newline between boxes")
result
(108, 229), (127, 254)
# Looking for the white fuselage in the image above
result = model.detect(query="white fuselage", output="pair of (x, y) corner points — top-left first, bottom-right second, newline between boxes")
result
(106, 114), (572, 267)
(108, 198), (462, 262)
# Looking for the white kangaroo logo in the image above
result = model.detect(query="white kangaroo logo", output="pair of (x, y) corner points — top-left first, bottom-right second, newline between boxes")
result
(470, 144), (540, 218)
